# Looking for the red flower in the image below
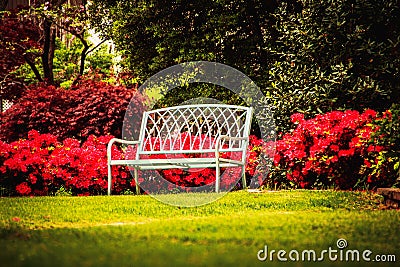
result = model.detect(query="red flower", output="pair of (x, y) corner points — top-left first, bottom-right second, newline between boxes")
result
(290, 113), (305, 124)
(28, 173), (37, 184)
(364, 159), (372, 168)
(16, 182), (31, 196)
(338, 148), (355, 157)
(367, 145), (384, 153)
(330, 144), (339, 152)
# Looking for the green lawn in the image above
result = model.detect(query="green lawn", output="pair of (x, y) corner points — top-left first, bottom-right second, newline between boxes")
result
(1, 190), (399, 267)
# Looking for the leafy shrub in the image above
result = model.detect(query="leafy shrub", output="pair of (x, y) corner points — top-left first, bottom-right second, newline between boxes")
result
(265, 0), (400, 133)
(89, 0), (400, 135)
(269, 108), (398, 190)
(0, 75), (146, 142)
(2, 108), (397, 196)
(366, 104), (400, 187)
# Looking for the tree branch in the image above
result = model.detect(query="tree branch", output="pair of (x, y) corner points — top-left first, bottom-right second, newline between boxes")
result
(87, 39), (108, 55)
(23, 54), (43, 82)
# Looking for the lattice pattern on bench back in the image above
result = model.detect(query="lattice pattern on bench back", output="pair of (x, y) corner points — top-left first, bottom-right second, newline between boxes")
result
(137, 104), (253, 154)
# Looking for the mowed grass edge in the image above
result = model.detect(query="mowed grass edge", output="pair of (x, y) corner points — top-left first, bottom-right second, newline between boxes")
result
(1, 190), (399, 267)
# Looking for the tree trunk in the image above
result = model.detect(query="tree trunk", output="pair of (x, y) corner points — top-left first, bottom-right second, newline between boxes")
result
(80, 42), (89, 75)
(49, 27), (56, 82)
(42, 19), (55, 84)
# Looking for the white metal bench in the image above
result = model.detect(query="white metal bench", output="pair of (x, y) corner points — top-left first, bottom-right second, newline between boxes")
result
(107, 104), (253, 195)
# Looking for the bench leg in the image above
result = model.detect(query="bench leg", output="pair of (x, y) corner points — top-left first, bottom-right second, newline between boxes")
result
(215, 160), (221, 193)
(241, 165), (247, 189)
(107, 163), (112, 196)
(134, 168), (140, 195)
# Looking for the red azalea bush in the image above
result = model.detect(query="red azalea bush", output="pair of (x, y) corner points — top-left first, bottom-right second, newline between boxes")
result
(2, 107), (397, 196)
(269, 108), (398, 189)
(0, 75), (146, 142)
(0, 130), (132, 196)
(0, 130), (258, 196)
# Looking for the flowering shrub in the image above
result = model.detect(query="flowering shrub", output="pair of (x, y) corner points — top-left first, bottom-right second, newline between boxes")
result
(365, 104), (400, 187)
(0, 76), (146, 142)
(0, 130), (132, 196)
(269, 108), (398, 189)
(2, 107), (396, 196)
(0, 130), (261, 196)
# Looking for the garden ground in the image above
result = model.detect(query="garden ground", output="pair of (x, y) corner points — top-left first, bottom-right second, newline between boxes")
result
(1, 190), (399, 267)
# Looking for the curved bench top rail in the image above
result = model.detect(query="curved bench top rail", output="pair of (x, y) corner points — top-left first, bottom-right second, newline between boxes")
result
(137, 104), (253, 153)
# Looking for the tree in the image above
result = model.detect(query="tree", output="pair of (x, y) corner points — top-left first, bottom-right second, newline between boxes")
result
(88, 0), (279, 82)
(0, 0), (109, 101)
(88, 0), (400, 133)
(267, 0), (400, 131)
(0, 7), (42, 101)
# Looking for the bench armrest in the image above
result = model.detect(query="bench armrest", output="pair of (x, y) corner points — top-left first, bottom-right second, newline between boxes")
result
(107, 138), (140, 162)
(215, 135), (249, 158)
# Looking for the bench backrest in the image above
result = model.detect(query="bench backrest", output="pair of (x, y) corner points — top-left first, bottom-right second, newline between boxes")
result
(137, 104), (253, 155)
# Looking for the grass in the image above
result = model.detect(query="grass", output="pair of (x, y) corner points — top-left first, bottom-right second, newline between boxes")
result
(0, 190), (399, 267)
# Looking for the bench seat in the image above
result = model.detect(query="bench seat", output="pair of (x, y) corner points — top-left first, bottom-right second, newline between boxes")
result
(109, 158), (244, 170)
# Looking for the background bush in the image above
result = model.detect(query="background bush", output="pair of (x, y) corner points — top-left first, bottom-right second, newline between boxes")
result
(266, 0), (400, 132)
(88, 0), (400, 134)
(0, 75), (146, 142)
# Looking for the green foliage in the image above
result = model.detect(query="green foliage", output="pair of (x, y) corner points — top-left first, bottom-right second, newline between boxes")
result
(267, 0), (400, 131)
(54, 186), (73, 197)
(368, 104), (400, 186)
(12, 36), (115, 88)
(85, 45), (115, 74)
(153, 84), (242, 108)
(88, 0), (277, 81)
(89, 0), (400, 134)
